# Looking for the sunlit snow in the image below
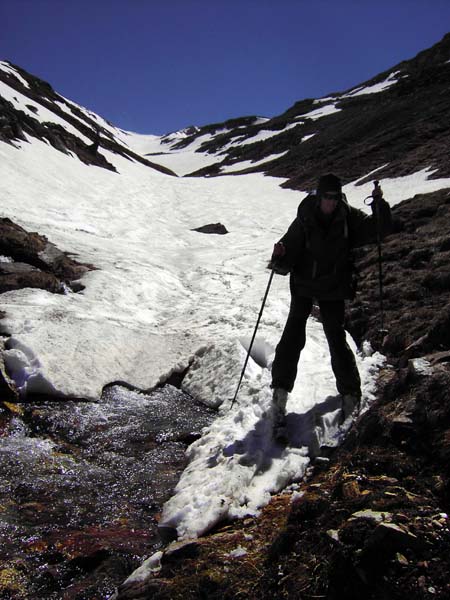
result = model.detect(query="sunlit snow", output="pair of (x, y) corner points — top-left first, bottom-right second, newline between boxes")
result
(302, 103), (342, 120)
(238, 123), (299, 145)
(220, 150), (289, 173)
(344, 71), (402, 97)
(120, 130), (226, 175)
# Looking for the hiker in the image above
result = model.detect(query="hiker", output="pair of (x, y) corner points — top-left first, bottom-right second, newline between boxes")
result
(270, 173), (392, 438)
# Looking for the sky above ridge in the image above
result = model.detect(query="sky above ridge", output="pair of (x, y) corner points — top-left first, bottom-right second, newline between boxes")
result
(1, 0), (449, 135)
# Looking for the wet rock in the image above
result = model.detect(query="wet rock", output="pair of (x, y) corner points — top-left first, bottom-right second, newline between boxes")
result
(424, 351), (450, 366)
(0, 338), (18, 401)
(158, 526), (178, 545)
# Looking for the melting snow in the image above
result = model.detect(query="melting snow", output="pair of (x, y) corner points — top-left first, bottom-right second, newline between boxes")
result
(2, 74), (450, 543)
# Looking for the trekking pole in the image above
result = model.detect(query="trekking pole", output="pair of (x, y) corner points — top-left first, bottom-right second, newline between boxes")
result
(364, 180), (387, 335)
(230, 267), (275, 409)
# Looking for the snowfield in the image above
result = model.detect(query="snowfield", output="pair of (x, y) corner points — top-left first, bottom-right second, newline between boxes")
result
(2, 69), (450, 542)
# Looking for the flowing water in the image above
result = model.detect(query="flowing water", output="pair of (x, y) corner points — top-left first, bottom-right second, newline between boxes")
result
(0, 384), (214, 599)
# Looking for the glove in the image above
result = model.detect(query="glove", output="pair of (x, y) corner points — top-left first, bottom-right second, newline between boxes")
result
(272, 242), (286, 257)
(269, 242), (290, 275)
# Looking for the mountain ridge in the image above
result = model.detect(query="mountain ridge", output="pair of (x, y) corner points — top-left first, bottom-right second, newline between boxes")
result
(2, 33), (450, 188)
(176, 32), (450, 190)
(0, 60), (177, 176)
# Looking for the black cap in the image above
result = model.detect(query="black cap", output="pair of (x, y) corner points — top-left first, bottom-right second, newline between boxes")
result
(317, 174), (342, 199)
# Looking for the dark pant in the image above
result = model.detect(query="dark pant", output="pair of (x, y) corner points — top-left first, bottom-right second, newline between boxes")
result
(271, 295), (361, 395)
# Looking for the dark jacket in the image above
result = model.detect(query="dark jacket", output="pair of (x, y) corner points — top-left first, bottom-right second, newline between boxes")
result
(274, 193), (392, 300)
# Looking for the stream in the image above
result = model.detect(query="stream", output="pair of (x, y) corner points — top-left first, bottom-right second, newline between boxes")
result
(0, 384), (214, 599)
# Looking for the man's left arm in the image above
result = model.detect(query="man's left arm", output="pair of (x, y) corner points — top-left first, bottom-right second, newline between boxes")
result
(350, 184), (392, 247)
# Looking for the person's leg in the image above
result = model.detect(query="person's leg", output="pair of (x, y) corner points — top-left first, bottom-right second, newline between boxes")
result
(271, 295), (312, 393)
(271, 294), (312, 439)
(318, 300), (361, 397)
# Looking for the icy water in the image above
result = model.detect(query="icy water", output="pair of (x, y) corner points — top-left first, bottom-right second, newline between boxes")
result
(0, 385), (214, 599)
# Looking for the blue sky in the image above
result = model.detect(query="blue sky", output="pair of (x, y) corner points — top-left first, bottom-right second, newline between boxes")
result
(1, 0), (449, 135)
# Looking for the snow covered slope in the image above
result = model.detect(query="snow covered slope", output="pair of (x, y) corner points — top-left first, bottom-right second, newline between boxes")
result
(1, 56), (450, 541)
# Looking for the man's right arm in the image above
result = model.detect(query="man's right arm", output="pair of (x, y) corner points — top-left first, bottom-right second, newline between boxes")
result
(268, 218), (305, 275)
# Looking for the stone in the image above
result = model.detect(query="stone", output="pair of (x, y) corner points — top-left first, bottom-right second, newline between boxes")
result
(342, 480), (361, 500)
(163, 539), (200, 561)
(351, 510), (393, 523)
(0, 218), (91, 294)
(327, 529), (340, 543)
(191, 223), (229, 235)
(407, 358), (433, 379)
(369, 522), (424, 552)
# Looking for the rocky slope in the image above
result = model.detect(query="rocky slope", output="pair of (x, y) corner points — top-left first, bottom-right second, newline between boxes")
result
(164, 33), (450, 191)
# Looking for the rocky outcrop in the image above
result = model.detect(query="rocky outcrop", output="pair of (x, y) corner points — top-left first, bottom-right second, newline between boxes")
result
(347, 188), (450, 360)
(0, 217), (91, 294)
(0, 218), (91, 400)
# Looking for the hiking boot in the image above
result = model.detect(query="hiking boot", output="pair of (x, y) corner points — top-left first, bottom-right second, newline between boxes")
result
(272, 409), (288, 442)
(342, 394), (361, 421)
(272, 388), (288, 441)
(272, 387), (288, 411)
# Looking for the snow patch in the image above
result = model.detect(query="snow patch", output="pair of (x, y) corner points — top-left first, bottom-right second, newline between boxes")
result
(239, 123), (299, 146)
(220, 151), (289, 174)
(3, 338), (61, 397)
(344, 71), (402, 97)
(410, 358), (432, 376)
(302, 103), (341, 120)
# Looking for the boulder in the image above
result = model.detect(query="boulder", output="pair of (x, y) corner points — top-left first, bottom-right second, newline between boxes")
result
(191, 223), (229, 235)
